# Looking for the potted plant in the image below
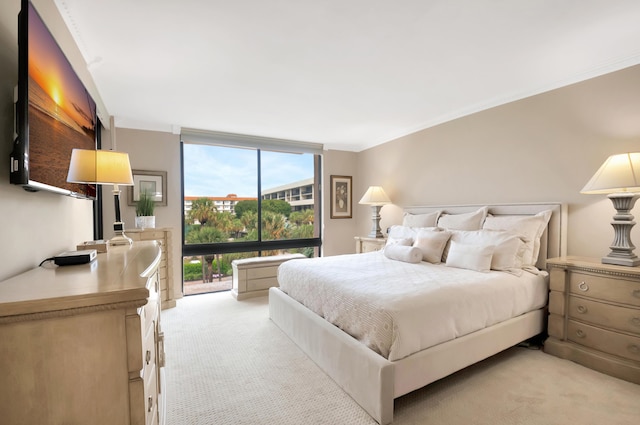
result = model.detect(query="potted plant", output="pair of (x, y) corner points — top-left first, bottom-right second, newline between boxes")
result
(135, 190), (156, 229)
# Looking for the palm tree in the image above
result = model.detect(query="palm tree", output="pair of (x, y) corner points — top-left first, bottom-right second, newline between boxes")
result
(241, 210), (258, 232)
(262, 211), (288, 240)
(230, 218), (244, 239)
(185, 226), (225, 282)
(290, 208), (314, 226)
(188, 198), (217, 225)
(301, 208), (315, 224)
(211, 211), (234, 237)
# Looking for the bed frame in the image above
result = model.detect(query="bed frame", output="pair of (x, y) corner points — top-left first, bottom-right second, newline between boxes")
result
(269, 203), (567, 424)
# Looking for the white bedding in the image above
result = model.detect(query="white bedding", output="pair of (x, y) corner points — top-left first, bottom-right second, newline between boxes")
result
(277, 251), (548, 361)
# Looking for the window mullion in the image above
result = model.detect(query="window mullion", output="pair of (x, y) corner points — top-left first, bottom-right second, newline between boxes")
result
(257, 149), (262, 250)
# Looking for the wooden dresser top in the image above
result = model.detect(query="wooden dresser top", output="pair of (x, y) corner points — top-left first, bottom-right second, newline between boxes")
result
(0, 242), (161, 318)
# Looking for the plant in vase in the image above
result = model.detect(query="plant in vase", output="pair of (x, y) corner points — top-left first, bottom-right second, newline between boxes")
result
(135, 190), (156, 229)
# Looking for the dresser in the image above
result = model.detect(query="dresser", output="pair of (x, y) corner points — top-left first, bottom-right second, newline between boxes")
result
(0, 242), (166, 425)
(128, 228), (176, 309)
(354, 236), (387, 253)
(545, 256), (640, 384)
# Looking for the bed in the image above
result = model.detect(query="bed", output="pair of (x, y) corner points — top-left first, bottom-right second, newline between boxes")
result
(269, 203), (566, 424)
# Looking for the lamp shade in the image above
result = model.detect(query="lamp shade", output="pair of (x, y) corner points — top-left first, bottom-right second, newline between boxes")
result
(581, 152), (640, 194)
(359, 186), (391, 205)
(67, 149), (134, 185)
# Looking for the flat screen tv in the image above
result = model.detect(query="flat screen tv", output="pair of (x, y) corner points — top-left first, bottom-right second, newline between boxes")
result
(10, 0), (98, 199)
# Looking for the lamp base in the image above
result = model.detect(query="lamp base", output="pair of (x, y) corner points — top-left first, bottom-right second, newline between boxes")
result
(367, 205), (385, 238)
(602, 255), (640, 267)
(108, 220), (133, 246)
(109, 233), (133, 246)
(602, 193), (640, 267)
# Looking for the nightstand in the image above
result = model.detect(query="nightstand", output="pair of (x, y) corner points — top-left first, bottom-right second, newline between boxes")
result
(354, 236), (387, 253)
(545, 256), (640, 384)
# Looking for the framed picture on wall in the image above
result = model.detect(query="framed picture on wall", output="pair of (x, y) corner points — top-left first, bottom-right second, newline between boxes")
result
(330, 175), (352, 219)
(127, 170), (167, 206)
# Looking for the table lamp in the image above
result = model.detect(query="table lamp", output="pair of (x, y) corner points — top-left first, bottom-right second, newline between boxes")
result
(359, 186), (391, 238)
(67, 148), (134, 246)
(581, 152), (640, 266)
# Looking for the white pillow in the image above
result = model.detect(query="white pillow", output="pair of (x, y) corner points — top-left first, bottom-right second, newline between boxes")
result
(446, 241), (494, 272)
(402, 211), (441, 228)
(387, 225), (415, 240)
(386, 237), (413, 247)
(482, 210), (552, 266)
(437, 206), (489, 231)
(445, 229), (526, 272)
(383, 244), (423, 263)
(412, 228), (451, 263)
(386, 225), (433, 246)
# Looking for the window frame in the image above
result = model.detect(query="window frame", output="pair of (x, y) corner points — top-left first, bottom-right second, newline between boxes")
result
(180, 141), (323, 259)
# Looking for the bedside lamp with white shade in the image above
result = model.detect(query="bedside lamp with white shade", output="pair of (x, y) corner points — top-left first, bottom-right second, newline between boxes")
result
(359, 186), (391, 238)
(581, 152), (640, 266)
(67, 149), (134, 246)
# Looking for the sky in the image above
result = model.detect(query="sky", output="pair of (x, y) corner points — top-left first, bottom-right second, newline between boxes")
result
(183, 144), (314, 197)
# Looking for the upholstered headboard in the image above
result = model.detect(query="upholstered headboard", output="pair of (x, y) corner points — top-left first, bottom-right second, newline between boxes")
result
(403, 203), (567, 269)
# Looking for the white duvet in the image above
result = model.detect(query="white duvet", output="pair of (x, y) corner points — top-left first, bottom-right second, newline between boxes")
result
(277, 251), (548, 361)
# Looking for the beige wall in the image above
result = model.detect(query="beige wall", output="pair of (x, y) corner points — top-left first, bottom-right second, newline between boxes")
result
(356, 65), (640, 258)
(0, 0), (96, 281)
(322, 149), (359, 256)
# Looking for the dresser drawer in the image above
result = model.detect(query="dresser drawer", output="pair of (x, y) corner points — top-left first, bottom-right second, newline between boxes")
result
(248, 277), (279, 291)
(128, 302), (158, 375)
(141, 320), (157, 383)
(144, 363), (159, 425)
(569, 296), (640, 334)
(247, 265), (278, 280)
(129, 366), (158, 425)
(569, 271), (640, 307)
(567, 320), (640, 362)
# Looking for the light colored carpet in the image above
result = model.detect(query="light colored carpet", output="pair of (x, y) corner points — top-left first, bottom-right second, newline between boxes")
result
(162, 292), (640, 425)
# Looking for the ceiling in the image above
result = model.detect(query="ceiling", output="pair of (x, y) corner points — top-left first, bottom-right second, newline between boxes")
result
(49, 0), (640, 151)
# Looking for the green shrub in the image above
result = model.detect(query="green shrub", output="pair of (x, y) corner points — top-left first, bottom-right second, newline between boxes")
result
(183, 262), (203, 281)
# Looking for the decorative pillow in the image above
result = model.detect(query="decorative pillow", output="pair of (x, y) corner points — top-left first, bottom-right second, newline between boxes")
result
(412, 228), (452, 263)
(445, 241), (494, 272)
(444, 229), (526, 272)
(482, 210), (552, 266)
(437, 206), (489, 231)
(386, 225), (433, 246)
(383, 244), (423, 264)
(402, 211), (441, 228)
(386, 237), (413, 247)
(387, 225), (415, 240)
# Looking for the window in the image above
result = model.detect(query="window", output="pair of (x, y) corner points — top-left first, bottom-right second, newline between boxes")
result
(180, 132), (322, 293)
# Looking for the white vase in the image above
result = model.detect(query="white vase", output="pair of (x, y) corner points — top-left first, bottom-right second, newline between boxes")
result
(135, 216), (156, 229)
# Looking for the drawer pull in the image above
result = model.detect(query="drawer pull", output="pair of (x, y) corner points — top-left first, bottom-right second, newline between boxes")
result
(634, 289), (640, 299)
(629, 345), (640, 355)
(578, 281), (589, 292)
(146, 350), (151, 365)
(576, 305), (588, 314)
(158, 332), (166, 368)
(575, 329), (586, 338)
(148, 396), (153, 413)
